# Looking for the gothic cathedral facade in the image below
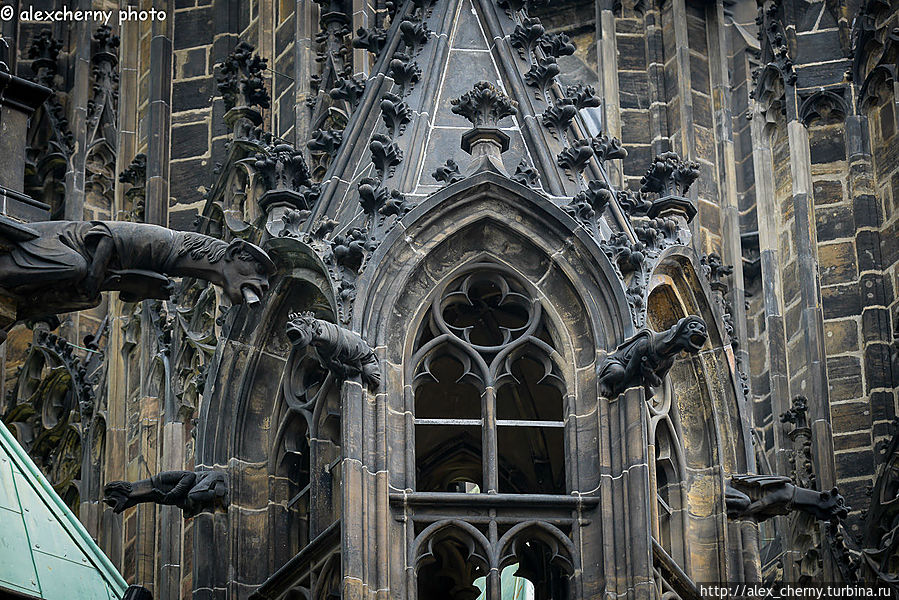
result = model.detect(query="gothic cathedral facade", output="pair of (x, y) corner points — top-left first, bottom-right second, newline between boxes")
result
(0, 0), (897, 599)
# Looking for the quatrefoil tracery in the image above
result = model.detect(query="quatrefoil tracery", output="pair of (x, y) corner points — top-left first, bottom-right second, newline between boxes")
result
(411, 264), (561, 391)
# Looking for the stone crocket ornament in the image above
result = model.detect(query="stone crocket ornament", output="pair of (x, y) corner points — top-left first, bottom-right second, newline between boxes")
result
(725, 474), (849, 522)
(597, 315), (707, 398)
(0, 219), (276, 321)
(286, 311), (381, 390)
(103, 470), (229, 518)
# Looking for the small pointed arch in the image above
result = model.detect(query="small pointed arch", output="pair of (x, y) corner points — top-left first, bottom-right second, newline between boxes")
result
(491, 337), (566, 397)
(354, 172), (631, 360)
(413, 520), (492, 600)
(408, 335), (489, 395)
(647, 247), (750, 472)
(497, 521), (575, 600)
(859, 63), (898, 111)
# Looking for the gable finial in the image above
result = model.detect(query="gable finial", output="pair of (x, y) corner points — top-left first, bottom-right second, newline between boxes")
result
(450, 81), (519, 177)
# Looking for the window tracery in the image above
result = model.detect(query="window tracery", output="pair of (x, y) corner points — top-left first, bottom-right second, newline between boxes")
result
(409, 263), (567, 495)
(649, 379), (689, 580)
(274, 331), (342, 556)
(2, 325), (104, 514)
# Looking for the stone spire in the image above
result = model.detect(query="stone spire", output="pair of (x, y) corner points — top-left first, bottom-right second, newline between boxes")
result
(450, 81), (519, 176)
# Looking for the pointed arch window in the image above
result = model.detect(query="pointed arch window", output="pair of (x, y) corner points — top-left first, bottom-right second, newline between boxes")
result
(649, 382), (688, 571)
(409, 264), (567, 495)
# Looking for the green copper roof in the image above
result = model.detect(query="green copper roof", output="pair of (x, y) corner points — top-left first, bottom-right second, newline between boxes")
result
(0, 421), (128, 599)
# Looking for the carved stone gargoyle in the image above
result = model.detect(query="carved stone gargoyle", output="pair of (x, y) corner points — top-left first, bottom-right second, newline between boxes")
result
(725, 474), (849, 522)
(597, 315), (707, 398)
(103, 469), (229, 518)
(286, 311), (381, 390)
(0, 219), (276, 322)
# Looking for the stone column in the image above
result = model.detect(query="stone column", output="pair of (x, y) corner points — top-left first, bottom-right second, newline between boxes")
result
(596, 0), (622, 187)
(100, 14), (142, 572)
(145, 0), (174, 226)
(341, 377), (365, 600)
(749, 102), (797, 580)
(295, 1), (317, 150)
(62, 7), (93, 223)
(708, 0), (752, 467)
(598, 387), (654, 598)
(784, 114), (836, 493)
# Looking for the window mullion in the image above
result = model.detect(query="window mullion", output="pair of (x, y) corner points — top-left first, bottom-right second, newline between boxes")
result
(484, 385), (498, 493)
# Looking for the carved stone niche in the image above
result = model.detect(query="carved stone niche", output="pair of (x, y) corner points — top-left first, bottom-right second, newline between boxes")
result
(596, 315), (708, 398)
(0, 218), (276, 334)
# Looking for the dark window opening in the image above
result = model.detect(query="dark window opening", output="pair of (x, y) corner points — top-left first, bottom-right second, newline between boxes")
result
(498, 426), (565, 495)
(497, 534), (573, 600)
(496, 355), (564, 422)
(417, 534), (488, 600)
(410, 265), (567, 495)
(416, 425), (483, 492)
(415, 354), (482, 420)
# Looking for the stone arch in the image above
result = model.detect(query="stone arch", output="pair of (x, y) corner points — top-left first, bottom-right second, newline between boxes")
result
(644, 248), (753, 581)
(405, 260), (571, 494)
(412, 520), (492, 600)
(496, 521), (575, 600)
(351, 173), (631, 597)
(355, 174), (632, 495)
(355, 172), (632, 351)
(496, 521), (576, 572)
(193, 247), (336, 591)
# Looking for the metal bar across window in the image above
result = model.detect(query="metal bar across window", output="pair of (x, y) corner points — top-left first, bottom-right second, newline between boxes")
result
(496, 420), (565, 427)
(414, 418), (483, 426)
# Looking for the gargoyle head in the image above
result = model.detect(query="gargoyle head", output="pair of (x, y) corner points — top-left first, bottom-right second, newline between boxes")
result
(812, 487), (850, 522)
(664, 315), (708, 354)
(219, 239), (276, 306)
(286, 311), (321, 349)
(102, 480), (133, 513)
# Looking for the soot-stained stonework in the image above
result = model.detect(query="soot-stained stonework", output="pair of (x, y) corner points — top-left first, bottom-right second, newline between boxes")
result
(0, 0), (897, 596)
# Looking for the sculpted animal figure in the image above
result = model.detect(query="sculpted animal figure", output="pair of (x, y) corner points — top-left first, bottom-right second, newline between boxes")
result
(597, 315), (707, 398)
(725, 474), (849, 522)
(286, 311), (381, 390)
(103, 470), (229, 518)
(0, 220), (276, 321)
